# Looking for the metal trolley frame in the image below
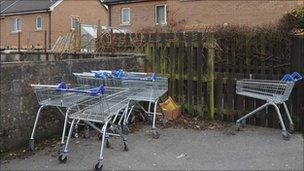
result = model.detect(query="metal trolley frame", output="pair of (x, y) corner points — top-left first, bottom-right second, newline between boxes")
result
(235, 72), (302, 139)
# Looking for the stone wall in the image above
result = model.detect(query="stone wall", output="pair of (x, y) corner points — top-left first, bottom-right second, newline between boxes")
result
(0, 52), (146, 152)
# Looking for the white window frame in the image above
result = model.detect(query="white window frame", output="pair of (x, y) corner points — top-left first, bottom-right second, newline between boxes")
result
(155, 4), (167, 25)
(35, 16), (42, 30)
(121, 7), (131, 25)
(12, 18), (22, 33)
(71, 17), (80, 30)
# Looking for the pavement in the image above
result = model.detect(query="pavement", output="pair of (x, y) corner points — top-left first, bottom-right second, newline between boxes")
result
(1, 125), (303, 170)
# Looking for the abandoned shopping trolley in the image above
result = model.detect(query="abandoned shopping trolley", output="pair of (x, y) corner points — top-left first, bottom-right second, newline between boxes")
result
(57, 84), (132, 171)
(29, 82), (103, 152)
(235, 72), (302, 139)
(74, 70), (168, 139)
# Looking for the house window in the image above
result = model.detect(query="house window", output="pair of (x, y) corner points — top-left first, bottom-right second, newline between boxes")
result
(121, 8), (130, 24)
(155, 5), (167, 25)
(35, 16), (42, 30)
(12, 18), (22, 32)
(71, 17), (80, 30)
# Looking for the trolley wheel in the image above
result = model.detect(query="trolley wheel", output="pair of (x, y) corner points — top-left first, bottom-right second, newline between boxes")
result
(122, 125), (129, 135)
(29, 139), (35, 152)
(58, 154), (68, 163)
(123, 142), (129, 151)
(58, 143), (65, 154)
(236, 122), (241, 131)
(147, 115), (153, 124)
(162, 117), (168, 128)
(282, 131), (290, 140)
(94, 162), (103, 171)
(73, 132), (79, 138)
(152, 130), (160, 139)
(106, 139), (111, 148)
(289, 124), (295, 134)
(83, 126), (90, 139)
(129, 114), (136, 124)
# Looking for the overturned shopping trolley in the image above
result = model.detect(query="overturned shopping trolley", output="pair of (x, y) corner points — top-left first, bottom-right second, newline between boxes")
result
(29, 83), (102, 152)
(73, 70), (169, 139)
(235, 72), (303, 139)
(57, 84), (131, 171)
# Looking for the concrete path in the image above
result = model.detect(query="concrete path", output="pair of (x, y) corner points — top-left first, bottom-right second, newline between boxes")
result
(1, 125), (303, 170)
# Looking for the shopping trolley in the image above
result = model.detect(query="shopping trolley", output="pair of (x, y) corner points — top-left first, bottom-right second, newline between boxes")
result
(235, 72), (303, 139)
(29, 82), (103, 152)
(73, 70), (169, 139)
(57, 84), (132, 171)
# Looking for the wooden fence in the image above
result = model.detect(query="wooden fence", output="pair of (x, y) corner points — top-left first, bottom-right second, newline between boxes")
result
(96, 32), (304, 132)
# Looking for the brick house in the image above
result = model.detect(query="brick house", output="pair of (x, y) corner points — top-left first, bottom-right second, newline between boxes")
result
(103, 0), (303, 32)
(0, 0), (108, 49)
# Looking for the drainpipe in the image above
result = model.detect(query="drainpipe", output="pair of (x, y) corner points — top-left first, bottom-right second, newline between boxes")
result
(48, 11), (52, 49)
(108, 5), (112, 27)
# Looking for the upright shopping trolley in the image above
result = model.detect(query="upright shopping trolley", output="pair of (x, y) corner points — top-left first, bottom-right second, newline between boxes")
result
(29, 82), (103, 152)
(57, 84), (132, 171)
(235, 72), (302, 139)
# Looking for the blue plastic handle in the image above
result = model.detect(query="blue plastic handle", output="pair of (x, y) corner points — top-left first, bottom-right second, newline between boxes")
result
(290, 72), (303, 81)
(281, 74), (295, 81)
(56, 82), (105, 96)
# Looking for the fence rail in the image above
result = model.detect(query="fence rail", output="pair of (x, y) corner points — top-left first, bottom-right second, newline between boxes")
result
(96, 32), (304, 132)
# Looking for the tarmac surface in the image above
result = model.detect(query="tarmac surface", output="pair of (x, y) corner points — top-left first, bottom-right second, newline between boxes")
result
(1, 125), (303, 170)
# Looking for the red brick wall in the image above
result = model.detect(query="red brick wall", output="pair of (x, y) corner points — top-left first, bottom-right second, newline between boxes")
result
(110, 0), (167, 32)
(51, 0), (108, 46)
(0, 0), (108, 49)
(109, 0), (303, 32)
(0, 13), (50, 49)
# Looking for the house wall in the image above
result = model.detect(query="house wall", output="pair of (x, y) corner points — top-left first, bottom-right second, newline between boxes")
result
(109, 0), (303, 32)
(0, 0), (108, 49)
(110, 0), (167, 32)
(168, 0), (303, 29)
(0, 12), (50, 49)
(50, 0), (108, 46)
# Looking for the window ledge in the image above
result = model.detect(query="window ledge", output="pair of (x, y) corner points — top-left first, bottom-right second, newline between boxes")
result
(156, 23), (167, 26)
(11, 31), (21, 34)
(35, 28), (43, 32)
(120, 23), (131, 26)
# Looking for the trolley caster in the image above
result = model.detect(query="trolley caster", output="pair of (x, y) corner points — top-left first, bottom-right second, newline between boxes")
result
(162, 117), (168, 128)
(147, 115), (153, 124)
(58, 153), (68, 163)
(29, 139), (35, 152)
(106, 139), (111, 148)
(73, 132), (79, 138)
(58, 143), (65, 154)
(289, 124), (295, 134)
(123, 141), (129, 151)
(282, 130), (290, 140)
(122, 125), (129, 135)
(152, 130), (160, 139)
(236, 122), (242, 131)
(94, 161), (103, 171)
(84, 126), (90, 139)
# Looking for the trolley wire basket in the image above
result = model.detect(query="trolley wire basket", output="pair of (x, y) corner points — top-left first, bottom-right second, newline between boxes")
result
(235, 72), (302, 140)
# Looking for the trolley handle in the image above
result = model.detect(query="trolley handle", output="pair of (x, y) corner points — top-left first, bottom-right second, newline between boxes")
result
(281, 74), (294, 82)
(281, 72), (303, 82)
(56, 82), (105, 96)
(290, 72), (303, 81)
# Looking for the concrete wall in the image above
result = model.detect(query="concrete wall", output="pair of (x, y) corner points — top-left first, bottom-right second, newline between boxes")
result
(0, 52), (146, 152)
